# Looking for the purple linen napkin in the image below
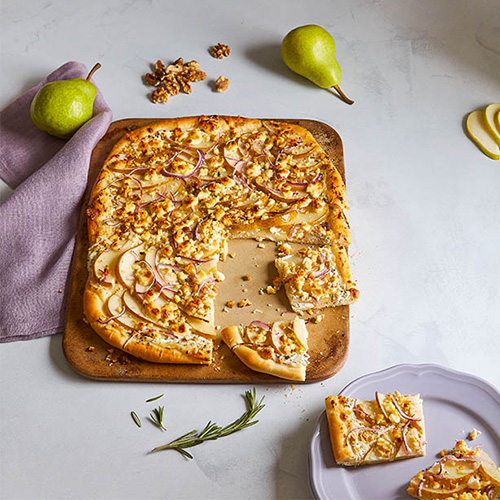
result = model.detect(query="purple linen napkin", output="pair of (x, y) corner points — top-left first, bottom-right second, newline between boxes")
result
(0, 61), (112, 342)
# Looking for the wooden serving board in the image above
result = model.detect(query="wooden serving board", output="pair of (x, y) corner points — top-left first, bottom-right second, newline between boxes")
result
(63, 117), (350, 383)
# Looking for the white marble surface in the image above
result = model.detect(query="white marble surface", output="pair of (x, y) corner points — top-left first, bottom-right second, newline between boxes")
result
(1, 1), (500, 499)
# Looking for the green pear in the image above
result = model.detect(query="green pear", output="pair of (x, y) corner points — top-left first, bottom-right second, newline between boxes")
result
(281, 25), (353, 105)
(30, 63), (101, 139)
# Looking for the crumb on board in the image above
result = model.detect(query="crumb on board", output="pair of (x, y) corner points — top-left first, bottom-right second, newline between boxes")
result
(237, 299), (252, 308)
(58, 289), (63, 293)
(257, 242), (265, 249)
(309, 315), (324, 324)
(242, 274), (251, 281)
(225, 300), (235, 309)
(86, 346), (95, 352)
(228, 252), (235, 259)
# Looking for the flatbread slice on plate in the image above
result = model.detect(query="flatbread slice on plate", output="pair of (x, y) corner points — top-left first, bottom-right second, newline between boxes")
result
(325, 391), (426, 466)
(221, 317), (309, 381)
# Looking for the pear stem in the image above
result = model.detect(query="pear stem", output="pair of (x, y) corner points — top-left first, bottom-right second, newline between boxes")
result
(332, 85), (354, 105)
(86, 63), (102, 81)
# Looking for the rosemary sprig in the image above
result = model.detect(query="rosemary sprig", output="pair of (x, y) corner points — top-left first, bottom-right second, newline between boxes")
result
(146, 394), (164, 403)
(150, 405), (167, 431)
(131, 411), (142, 428)
(151, 388), (265, 459)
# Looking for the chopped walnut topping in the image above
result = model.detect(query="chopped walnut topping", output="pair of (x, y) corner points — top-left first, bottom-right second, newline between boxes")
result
(145, 57), (206, 103)
(215, 76), (229, 92)
(210, 42), (230, 59)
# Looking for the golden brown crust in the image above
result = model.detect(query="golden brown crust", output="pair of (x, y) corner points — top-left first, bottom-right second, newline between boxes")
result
(221, 323), (307, 381)
(325, 396), (358, 465)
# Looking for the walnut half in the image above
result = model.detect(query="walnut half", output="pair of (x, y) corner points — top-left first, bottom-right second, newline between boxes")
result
(215, 76), (230, 92)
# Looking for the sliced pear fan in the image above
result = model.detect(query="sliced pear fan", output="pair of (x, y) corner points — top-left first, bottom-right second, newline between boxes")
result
(466, 110), (500, 160)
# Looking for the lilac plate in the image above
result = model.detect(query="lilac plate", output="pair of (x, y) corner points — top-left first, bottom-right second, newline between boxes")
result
(309, 364), (500, 500)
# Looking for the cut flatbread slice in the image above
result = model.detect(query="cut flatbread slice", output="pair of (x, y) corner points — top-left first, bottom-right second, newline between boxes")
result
(83, 283), (213, 364)
(275, 244), (359, 312)
(407, 440), (500, 499)
(325, 391), (426, 466)
(221, 317), (309, 381)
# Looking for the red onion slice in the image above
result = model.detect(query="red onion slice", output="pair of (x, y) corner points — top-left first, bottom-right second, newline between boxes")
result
(194, 276), (217, 296)
(97, 306), (126, 325)
(161, 149), (205, 179)
(178, 255), (215, 264)
(254, 180), (307, 203)
(249, 321), (271, 331)
(391, 395), (421, 421)
(134, 260), (156, 294)
(353, 405), (371, 420)
(97, 174), (143, 197)
(416, 479), (424, 497)
(311, 267), (330, 280)
(401, 421), (411, 453)
(102, 218), (121, 226)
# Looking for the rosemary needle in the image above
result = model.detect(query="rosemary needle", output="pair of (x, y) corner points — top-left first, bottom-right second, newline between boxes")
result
(131, 411), (142, 428)
(146, 394), (164, 403)
(151, 388), (265, 459)
(150, 405), (167, 431)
